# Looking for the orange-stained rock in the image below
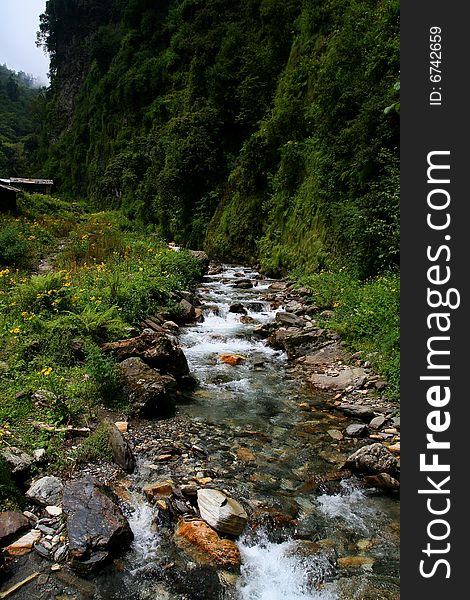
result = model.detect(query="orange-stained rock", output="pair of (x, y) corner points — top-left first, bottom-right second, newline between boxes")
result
(236, 447), (256, 462)
(143, 482), (174, 501)
(175, 520), (241, 568)
(114, 421), (128, 433)
(6, 529), (41, 556)
(338, 555), (375, 568)
(219, 354), (245, 366)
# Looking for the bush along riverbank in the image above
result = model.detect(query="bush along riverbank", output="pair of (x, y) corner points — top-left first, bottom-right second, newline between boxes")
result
(0, 193), (207, 510)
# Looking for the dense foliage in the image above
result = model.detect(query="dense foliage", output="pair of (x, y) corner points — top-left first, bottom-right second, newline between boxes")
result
(38, 0), (399, 278)
(0, 193), (205, 495)
(0, 65), (44, 177)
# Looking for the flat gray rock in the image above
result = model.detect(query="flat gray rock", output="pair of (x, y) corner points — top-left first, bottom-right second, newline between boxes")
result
(345, 443), (397, 476)
(197, 489), (247, 537)
(26, 476), (63, 507)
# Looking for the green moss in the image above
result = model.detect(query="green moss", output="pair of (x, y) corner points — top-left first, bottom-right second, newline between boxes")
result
(74, 423), (113, 465)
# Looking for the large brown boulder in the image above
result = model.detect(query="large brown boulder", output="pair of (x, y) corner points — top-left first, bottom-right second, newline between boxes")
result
(0, 511), (29, 546)
(63, 477), (133, 573)
(175, 519), (241, 568)
(120, 357), (177, 417)
(102, 331), (189, 379)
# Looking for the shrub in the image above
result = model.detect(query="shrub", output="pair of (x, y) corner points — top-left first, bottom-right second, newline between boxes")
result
(85, 343), (126, 408)
(74, 423), (113, 464)
(0, 221), (30, 267)
(299, 269), (400, 400)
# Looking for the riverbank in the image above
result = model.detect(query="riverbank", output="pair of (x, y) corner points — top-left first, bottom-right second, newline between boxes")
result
(1, 261), (399, 599)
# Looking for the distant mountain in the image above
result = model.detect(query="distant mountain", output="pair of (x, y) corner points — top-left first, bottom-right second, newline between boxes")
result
(0, 64), (45, 177)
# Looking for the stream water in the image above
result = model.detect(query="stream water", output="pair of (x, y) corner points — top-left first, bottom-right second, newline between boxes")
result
(117, 265), (400, 600)
(7, 265), (399, 599)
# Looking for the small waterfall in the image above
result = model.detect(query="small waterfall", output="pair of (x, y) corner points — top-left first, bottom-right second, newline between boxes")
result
(236, 533), (337, 600)
(127, 498), (161, 576)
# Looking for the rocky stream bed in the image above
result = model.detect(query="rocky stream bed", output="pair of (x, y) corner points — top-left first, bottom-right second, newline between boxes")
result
(0, 262), (400, 600)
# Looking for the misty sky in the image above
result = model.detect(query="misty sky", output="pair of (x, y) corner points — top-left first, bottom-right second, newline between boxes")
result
(0, 0), (49, 83)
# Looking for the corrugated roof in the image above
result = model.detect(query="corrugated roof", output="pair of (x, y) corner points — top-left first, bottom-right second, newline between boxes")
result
(10, 178), (54, 185)
(0, 183), (22, 193)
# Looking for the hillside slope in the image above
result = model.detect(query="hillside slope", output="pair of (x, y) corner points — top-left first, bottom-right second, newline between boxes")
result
(38, 0), (399, 278)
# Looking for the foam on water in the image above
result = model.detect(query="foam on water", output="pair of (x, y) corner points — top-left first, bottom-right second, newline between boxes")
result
(316, 480), (379, 536)
(236, 533), (337, 600)
(128, 500), (160, 575)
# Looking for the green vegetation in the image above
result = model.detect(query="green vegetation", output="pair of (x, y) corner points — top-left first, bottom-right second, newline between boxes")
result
(0, 1), (400, 501)
(297, 269), (400, 399)
(34, 1), (399, 394)
(37, 0), (398, 281)
(0, 193), (204, 482)
(73, 422), (113, 465)
(0, 64), (44, 176)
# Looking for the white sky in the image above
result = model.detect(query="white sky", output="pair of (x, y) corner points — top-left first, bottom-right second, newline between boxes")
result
(0, 0), (49, 84)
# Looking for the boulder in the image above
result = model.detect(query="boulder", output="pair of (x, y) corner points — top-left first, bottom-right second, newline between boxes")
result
(102, 331), (189, 379)
(245, 301), (266, 313)
(338, 404), (375, 421)
(219, 354), (245, 366)
(208, 263), (222, 275)
(26, 476), (63, 507)
(270, 327), (330, 358)
(369, 415), (387, 430)
(0, 446), (33, 476)
(5, 529), (41, 556)
(0, 511), (30, 546)
(106, 422), (135, 473)
(178, 298), (196, 323)
(119, 357), (177, 417)
(143, 481), (174, 501)
(345, 423), (368, 437)
(276, 312), (304, 327)
(197, 489), (247, 536)
(285, 300), (305, 314)
(308, 367), (367, 391)
(364, 472), (400, 492)
(268, 281), (287, 291)
(345, 443), (398, 476)
(302, 342), (346, 368)
(229, 303), (247, 315)
(175, 519), (241, 568)
(232, 279), (253, 289)
(188, 250), (210, 271)
(63, 477), (133, 573)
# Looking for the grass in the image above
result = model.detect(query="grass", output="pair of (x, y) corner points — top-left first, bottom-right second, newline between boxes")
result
(0, 192), (205, 507)
(294, 268), (400, 401)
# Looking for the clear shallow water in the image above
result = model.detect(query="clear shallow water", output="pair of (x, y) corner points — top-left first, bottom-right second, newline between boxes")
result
(110, 264), (399, 599)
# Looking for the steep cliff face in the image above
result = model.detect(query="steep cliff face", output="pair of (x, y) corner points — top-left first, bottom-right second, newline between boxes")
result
(38, 0), (119, 135)
(39, 0), (399, 278)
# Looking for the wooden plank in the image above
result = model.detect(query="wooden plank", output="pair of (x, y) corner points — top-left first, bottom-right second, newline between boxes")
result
(0, 572), (40, 599)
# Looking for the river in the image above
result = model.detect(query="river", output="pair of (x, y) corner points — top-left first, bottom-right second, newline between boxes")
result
(120, 264), (400, 599)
